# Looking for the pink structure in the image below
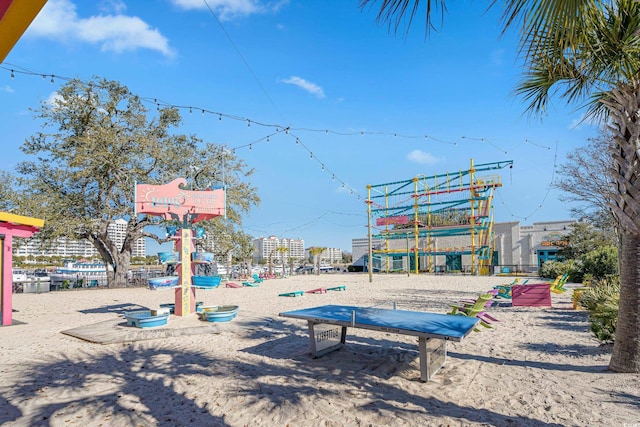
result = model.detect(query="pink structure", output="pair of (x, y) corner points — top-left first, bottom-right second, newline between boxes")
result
(135, 178), (225, 316)
(0, 212), (44, 326)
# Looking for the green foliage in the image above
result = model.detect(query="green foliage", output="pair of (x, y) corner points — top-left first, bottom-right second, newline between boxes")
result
(581, 245), (618, 280)
(578, 276), (620, 344)
(557, 222), (615, 260)
(538, 259), (580, 281)
(8, 77), (259, 287)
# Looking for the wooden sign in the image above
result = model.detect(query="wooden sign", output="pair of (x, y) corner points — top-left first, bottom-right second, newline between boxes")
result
(135, 178), (225, 221)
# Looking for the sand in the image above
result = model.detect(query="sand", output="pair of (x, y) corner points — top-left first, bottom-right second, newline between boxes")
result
(1, 274), (638, 427)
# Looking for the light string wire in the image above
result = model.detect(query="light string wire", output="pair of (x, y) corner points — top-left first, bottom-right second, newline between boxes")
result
(0, 65), (553, 150)
(495, 140), (559, 220)
(2, 64), (559, 218)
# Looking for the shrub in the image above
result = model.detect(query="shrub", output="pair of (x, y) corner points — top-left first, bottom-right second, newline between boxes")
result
(580, 245), (618, 280)
(538, 259), (580, 281)
(577, 275), (620, 344)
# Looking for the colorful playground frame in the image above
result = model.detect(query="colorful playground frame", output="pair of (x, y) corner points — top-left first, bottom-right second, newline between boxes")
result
(135, 178), (225, 316)
(366, 159), (513, 277)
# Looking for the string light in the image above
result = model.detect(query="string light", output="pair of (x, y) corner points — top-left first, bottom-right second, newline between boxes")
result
(0, 63), (555, 205)
(10, 70), (14, 79)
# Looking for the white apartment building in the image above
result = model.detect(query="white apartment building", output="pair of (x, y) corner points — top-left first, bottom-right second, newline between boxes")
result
(305, 247), (343, 264)
(14, 218), (146, 259)
(252, 236), (305, 264)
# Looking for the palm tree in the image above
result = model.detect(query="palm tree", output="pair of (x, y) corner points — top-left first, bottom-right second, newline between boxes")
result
(276, 246), (289, 275)
(309, 247), (326, 276)
(360, 0), (640, 373)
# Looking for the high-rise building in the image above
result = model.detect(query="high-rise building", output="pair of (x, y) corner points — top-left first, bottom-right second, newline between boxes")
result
(14, 218), (146, 260)
(305, 247), (343, 264)
(252, 236), (305, 263)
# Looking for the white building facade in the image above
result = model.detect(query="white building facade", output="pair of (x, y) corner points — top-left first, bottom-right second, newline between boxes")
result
(14, 218), (146, 260)
(304, 247), (343, 264)
(352, 220), (576, 274)
(252, 236), (305, 264)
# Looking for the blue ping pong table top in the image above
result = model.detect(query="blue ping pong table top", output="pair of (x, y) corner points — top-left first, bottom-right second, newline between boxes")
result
(279, 304), (479, 340)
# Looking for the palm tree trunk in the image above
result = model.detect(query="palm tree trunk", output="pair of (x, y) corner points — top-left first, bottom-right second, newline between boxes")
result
(606, 82), (640, 373)
(609, 231), (640, 372)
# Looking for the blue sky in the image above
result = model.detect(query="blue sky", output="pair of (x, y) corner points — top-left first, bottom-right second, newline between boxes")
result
(1, 0), (597, 255)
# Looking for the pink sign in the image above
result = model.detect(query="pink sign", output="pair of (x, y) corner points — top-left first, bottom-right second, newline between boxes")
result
(135, 178), (225, 222)
(376, 215), (409, 226)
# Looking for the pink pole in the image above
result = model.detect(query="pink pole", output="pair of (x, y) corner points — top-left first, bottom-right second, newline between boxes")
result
(1, 235), (14, 326)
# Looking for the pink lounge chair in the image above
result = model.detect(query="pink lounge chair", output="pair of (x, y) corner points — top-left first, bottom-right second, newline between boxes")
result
(226, 282), (242, 288)
(306, 288), (327, 294)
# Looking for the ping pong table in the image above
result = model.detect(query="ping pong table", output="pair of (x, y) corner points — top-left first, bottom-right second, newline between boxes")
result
(279, 304), (479, 382)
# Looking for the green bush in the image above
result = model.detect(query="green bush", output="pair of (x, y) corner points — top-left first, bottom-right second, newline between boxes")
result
(581, 245), (618, 280)
(577, 275), (620, 344)
(538, 259), (580, 281)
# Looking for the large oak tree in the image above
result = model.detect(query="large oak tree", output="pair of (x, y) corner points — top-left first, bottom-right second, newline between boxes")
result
(14, 77), (259, 287)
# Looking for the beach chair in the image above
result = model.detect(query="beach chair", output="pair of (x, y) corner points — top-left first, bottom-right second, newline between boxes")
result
(448, 293), (496, 329)
(306, 287), (327, 294)
(242, 281), (259, 287)
(327, 285), (346, 291)
(549, 274), (569, 294)
(226, 282), (242, 288)
(252, 274), (264, 283)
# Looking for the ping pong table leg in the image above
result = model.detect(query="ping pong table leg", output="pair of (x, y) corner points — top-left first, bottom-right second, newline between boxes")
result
(418, 337), (428, 382)
(307, 321), (347, 358)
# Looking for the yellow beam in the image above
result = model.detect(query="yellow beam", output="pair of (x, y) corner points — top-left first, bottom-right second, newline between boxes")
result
(0, 0), (48, 63)
(0, 211), (44, 228)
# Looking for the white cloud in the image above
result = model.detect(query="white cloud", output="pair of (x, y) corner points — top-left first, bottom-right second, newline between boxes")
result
(569, 113), (599, 130)
(170, 0), (288, 21)
(98, 0), (127, 14)
(45, 92), (64, 109)
(407, 150), (440, 165)
(281, 76), (326, 98)
(490, 48), (505, 67)
(0, 85), (15, 93)
(28, 0), (174, 57)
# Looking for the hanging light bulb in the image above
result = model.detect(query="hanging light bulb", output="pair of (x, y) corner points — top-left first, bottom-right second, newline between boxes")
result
(332, 175), (335, 181)
(321, 164), (325, 171)
(50, 75), (54, 84)
(309, 152), (313, 159)
(189, 107), (193, 114)
(10, 70), (14, 79)
(219, 113), (222, 121)
(247, 119), (251, 127)
(296, 138), (299, 144)
(249, 144), (253, 150)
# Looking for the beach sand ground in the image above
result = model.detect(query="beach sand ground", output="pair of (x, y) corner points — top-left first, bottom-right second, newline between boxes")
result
(1, 273), (638, 426)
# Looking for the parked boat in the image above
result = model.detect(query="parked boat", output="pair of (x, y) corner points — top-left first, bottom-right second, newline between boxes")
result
(50, 260), (108, 283)
(12, 268), (28, 283)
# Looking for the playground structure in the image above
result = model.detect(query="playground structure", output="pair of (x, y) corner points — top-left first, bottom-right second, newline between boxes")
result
(135, 178), (225, 316)
(366, 159), (513, 277)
